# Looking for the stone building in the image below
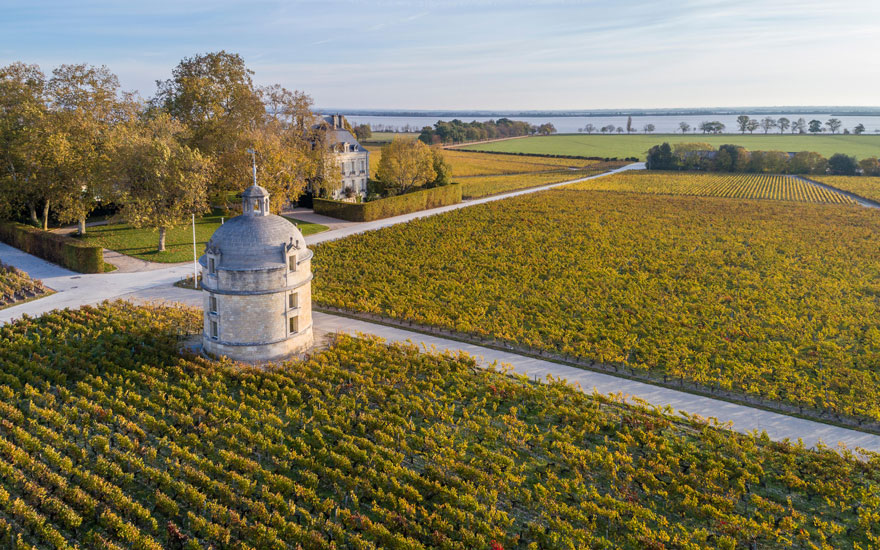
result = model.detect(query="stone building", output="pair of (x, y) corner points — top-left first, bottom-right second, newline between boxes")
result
(318, 114), (369, 198)
(200, 184), (313, 362)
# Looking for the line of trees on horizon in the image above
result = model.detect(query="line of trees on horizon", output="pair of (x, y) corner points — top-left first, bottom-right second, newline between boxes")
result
(646, 142), (873, 175)
(417, 118), (555, 145)
(0, 52), (342, 251)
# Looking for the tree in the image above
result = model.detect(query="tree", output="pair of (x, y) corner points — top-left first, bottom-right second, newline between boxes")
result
(615, 126), (624, 134)
(376, 138), (435, 194)
(428, 148), (451, 187)
(777, 117), (790, 134)
(626, 116), (633, 133)
(153, 51), (267, 201)
(537, 123), (556, 136)
(808, 120), (823, 134)
(679, 122), (690, 134)
(859, 157), (880, 175)
(760, 117), (776, 134)
(747, 119), (760, 134)
(353, 123), (372, 142)
(0, 62), (54, 226)
(47, 63), (126, 235)
(645, 143), (676, 169)
(601, 124), (615, 134)
(736, 115), (751, 134)
(713, 144), (749, 172)
(583, 123), (595, 134)
(825, 118), (842, 134)
(854, 123), (866, 135)
(827, 153), (857, 175)
(789, 151), (827, 174)
(793, 118), (807, 134)
(643, 124), (655, 134)
(112, 113), (211, 252)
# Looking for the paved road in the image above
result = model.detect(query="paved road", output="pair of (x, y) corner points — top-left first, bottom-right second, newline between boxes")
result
(5, 160), (880, 454)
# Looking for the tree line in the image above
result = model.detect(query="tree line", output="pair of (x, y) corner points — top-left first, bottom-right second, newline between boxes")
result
(0, 52), (340, 251)
(417, 118), (555, 145)
(646, 142), (872, 175)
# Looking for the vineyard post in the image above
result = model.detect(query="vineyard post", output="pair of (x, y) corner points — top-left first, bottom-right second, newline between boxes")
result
(192, 213), (198, 289)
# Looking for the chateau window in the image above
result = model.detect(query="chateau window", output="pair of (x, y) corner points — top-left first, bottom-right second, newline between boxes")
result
(211, 320), (219, 339)
(253, 201), (260, 212)
(289, 316), (299, 334)
(288, 254), (296, 272)
(289, 292), (298, 309)
(209, 257), (216, 274)
(209, 295), (217, 313)
(264, 198), (269, 212)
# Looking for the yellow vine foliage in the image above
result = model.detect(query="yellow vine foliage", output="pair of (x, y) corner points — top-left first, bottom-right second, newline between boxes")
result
(314, 189), (880, 420)
(566, 171), (856, 204)
(0, 302), (878, 548)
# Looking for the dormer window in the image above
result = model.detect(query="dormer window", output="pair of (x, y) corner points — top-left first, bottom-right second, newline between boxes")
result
(254, 201), (260, 212)
(288, 254), (296, 272)
(209, 257), (216, 274)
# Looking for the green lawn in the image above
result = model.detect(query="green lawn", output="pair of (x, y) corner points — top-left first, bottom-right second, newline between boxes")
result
(463, 133), (880, 160)
(78, 213), (329, 263)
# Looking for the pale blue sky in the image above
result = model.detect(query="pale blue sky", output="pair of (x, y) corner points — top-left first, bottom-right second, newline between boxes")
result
(3, 0), (879, 110)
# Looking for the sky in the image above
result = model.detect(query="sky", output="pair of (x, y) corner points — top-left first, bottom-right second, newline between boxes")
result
(3, 0), (880, 111)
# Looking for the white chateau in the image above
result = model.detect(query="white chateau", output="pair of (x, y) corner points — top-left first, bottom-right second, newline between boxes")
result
(200, 184), (313, 362)
(319, 114), (369, 199)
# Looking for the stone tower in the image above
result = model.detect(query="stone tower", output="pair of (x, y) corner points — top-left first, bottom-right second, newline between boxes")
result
(200, 184), (313, 362)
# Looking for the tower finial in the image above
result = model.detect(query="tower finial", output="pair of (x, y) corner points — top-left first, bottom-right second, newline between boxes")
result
(247, 148), (257, 186)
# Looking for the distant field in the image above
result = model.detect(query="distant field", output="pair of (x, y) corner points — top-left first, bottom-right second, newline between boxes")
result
(361, 131), (418, 145)
(567, 171), (857, 204)
(464, 133), (880, 160)
(366, 147), (607, 183)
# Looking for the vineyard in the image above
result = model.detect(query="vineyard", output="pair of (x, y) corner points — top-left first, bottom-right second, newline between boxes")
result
(1, 302), (880, 549)
(0, 262), (49, 309)
(313, 189), (880, 422)
(459, 163), (624, 199)
(811, 175), (880, 203)
(565, 172), (856, 204)
(366, 148), (602, 179)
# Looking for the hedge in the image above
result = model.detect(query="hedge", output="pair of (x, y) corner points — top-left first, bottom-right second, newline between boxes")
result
(0, 222), (104, 273)
(314, 184), (462, 222)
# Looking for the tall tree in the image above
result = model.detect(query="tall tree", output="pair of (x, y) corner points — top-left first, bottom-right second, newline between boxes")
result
(112, 113), (211, 252)
(777, 117), (790, 134)
(747, 119), (760, 134)
(47, 63), (125, 234)
(376, 138), (436, 195)
(353, 123), (372, 142)
(760, 117), (777, 134)
(854, 123), (866, 135)
(793, 118), (807, 134)
(642, 123), (655, 134)
(153, 51), (265, 201)
(0, 62), (52, 225)
(679, 122), (690, 134)
(626, 116), (633, 133)
(808, 120), (823, 134)
(825, 118), (842, 134)
(828, 153), (857, 175)
(583, 123), (595, 134)
(736, 115), (751, 134)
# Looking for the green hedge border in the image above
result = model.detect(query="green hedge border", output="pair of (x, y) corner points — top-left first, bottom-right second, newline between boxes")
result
(313, 184), (462, 222)
(0, 222), (104, 273)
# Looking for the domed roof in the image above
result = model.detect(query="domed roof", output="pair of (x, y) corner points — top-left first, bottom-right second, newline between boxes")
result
(241, 184), (269, 198)
(205, 213), (306, 270)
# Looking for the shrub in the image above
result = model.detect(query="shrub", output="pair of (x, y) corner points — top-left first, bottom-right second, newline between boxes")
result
(0, 222), (104, 273)
(314, 184), (461, 222)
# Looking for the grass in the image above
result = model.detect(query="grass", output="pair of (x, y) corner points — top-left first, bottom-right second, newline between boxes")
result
(78, 213), (329, 263)
(463, 133), (880, 160)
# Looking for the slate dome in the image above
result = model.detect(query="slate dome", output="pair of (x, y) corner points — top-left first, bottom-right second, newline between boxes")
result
(205, 214), (304, 270)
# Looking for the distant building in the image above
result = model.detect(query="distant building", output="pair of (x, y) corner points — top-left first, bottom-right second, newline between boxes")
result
(317, 114), (370, 199)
